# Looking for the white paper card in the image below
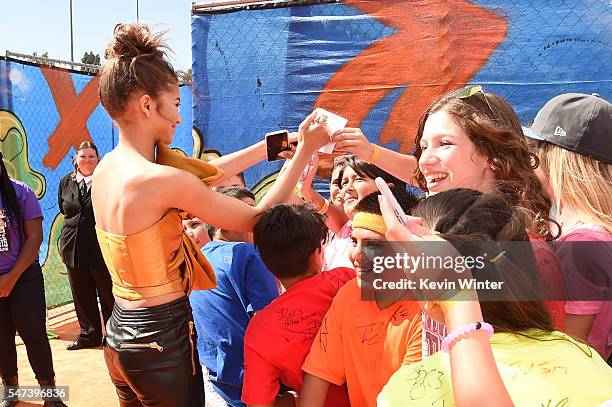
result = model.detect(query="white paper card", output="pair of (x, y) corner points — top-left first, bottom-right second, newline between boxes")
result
(314, 108), (348, 154)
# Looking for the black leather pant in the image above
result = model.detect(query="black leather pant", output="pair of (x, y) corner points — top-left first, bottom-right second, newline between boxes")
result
(104, 296), (204, 407)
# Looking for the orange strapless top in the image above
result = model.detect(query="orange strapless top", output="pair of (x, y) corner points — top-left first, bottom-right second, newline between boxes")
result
(94, 143), (224, 301)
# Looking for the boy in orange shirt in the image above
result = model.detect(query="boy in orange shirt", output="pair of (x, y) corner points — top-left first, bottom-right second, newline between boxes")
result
(301, 192), (422, 406)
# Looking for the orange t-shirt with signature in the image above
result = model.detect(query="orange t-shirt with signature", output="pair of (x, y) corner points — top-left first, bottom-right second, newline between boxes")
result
(303, 279), (422, 406)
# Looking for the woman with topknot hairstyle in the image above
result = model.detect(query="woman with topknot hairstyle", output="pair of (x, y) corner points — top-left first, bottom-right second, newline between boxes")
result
(93, 23), (330, 406)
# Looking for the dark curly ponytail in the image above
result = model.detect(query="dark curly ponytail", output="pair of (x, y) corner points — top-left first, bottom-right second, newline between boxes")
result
(0, 151), (23, 235)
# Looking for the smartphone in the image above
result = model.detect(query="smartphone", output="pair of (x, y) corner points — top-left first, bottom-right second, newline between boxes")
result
(265, 130), (290, 161)
(375, 177), (408, 226)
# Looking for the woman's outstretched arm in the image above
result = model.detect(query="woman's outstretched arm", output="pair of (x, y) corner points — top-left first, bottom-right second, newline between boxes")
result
(333, 128), (417, 184)
(163, 112), (330, 232)
(209, 133), (298, 184)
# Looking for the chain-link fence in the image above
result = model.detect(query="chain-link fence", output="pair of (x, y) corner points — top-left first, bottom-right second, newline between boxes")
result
(191, 0), (610, 190)
(1, 0), (610, 308)
(0, 55), (194, 309)
(0, 57), (111, 309)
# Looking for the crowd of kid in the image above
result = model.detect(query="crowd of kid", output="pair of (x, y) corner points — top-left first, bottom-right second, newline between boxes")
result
(183, 90), (612, 406)
(1, 23), (611, 407)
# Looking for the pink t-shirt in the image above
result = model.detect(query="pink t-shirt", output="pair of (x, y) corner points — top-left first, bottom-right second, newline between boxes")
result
(323, 221), (354, 270)
(557, 224), (611, 360)
(531, 239), (566, 330)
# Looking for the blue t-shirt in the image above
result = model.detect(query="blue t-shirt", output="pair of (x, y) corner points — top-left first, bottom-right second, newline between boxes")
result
(0, 180), (43, 274)
(190, 241), (279, 402)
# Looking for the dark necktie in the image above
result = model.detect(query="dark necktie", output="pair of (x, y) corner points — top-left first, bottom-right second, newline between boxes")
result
(79, 180), (88, 198)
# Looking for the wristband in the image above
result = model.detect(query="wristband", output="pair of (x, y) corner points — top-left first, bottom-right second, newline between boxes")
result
(442, 321), (494, 352)
(318, 198), (330, 215)
(368, 144), (381, 165)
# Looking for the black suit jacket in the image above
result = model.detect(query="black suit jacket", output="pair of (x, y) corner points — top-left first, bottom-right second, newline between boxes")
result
(58, 173), (106, 269)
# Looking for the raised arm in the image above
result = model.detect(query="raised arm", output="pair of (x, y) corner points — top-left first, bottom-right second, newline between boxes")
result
(209, 133), (298, 184)
(164, 112), (329, 232)
(299, 155), (348, 234)
(378, 194), (514, 407)
(443, 302), (514, 407)
(208, 139), (266, 183)
(332, 128), (417, 184)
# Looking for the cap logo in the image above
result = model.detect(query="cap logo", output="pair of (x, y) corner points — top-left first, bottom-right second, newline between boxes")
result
(553, 126), (567, 137)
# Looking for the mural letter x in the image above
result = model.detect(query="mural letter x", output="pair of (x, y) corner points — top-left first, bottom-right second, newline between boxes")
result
(41, 67), (101, 169)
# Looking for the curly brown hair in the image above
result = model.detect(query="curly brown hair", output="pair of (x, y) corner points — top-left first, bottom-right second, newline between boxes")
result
(413, 90), (554, 240)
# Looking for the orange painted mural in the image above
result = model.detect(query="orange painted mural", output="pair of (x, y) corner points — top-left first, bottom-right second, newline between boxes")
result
(192, 0), (610, 188)
(316, 0), (507, 151)
(40, 68), (101, 169)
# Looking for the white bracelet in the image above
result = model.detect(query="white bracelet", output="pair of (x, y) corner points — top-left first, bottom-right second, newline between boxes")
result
(441, 322), (494, 352)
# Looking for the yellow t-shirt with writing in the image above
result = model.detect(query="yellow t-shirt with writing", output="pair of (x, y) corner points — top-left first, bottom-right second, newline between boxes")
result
(378, 331), (612, 407)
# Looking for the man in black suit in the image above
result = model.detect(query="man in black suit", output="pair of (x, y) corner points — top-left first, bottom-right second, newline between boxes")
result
(58, 141), (113, 350)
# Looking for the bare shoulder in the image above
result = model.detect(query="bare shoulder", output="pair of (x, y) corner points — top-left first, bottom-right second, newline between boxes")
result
(95, 148), (208, 196)
(94, 152), (167, 187)
(129, 162), (212, 213)
(155, 160), (216, 190)
(92, 150), (123, 182)
(143, 162), (198, 192)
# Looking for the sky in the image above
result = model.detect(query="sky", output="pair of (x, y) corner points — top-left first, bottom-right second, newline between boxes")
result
(0, 0), (199, 71)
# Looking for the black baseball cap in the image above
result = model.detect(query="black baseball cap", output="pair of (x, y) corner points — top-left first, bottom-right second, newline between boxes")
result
(524, 93), (611, 164)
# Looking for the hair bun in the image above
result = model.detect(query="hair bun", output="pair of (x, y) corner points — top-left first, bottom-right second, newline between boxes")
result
(105, 23), (167, 60)
(99, 23), (177, 118)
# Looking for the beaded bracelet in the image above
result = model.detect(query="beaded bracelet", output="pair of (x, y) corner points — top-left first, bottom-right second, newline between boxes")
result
(441, 322), (494, 352)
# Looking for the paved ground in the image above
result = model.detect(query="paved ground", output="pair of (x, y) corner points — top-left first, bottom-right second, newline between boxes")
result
(12, 305), (117, 406)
